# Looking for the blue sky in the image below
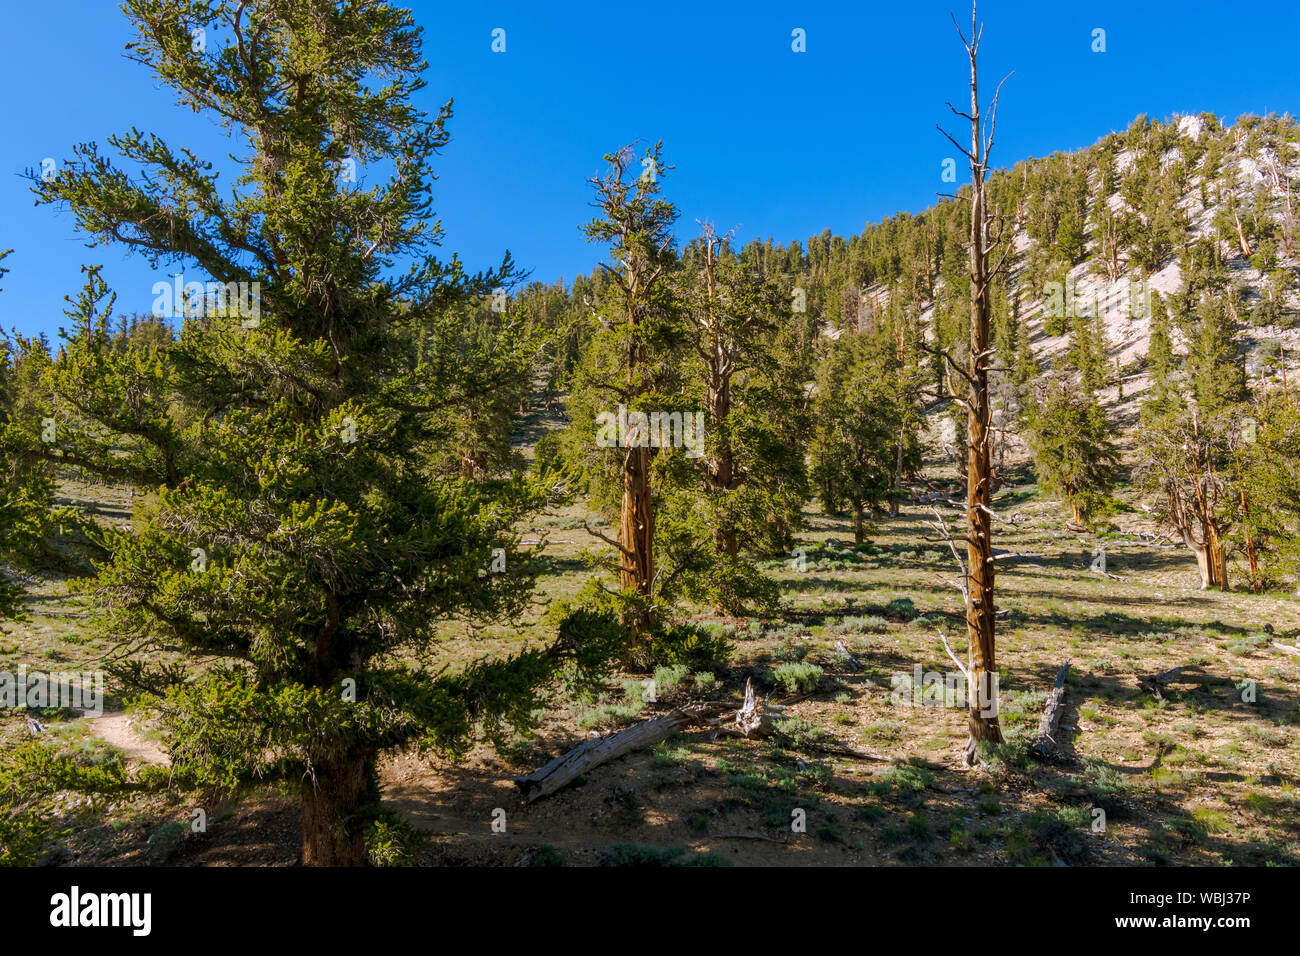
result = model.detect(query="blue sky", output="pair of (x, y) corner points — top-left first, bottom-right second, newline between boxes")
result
(1, 0), (1296, 339)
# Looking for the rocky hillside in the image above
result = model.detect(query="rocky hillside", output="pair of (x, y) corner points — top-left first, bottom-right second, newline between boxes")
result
(901, 112), (1300, 426)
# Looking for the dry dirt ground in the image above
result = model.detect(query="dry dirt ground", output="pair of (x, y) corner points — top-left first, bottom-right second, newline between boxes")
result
(6, 454), (1299, 867)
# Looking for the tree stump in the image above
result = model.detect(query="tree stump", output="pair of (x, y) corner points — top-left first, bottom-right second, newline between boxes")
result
(1137, 665), (1192, 699)
(1030, 660), (1070, 759)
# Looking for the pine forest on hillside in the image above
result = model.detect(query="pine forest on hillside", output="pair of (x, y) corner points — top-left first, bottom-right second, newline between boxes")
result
(0, 1), (1298, 889)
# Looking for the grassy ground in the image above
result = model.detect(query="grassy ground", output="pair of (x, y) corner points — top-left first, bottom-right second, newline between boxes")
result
(4, 440), (1299, 867)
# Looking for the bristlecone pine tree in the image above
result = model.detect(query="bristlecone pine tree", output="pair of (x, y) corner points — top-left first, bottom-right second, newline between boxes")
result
(810, 329), (911, 545)
(1024, 375), (1120, 527)
(1137, 255), (1251, 591)
(661, 224), (803, 615)
(577, 142), (680, 637)
(1242, 391), (1300, 591)
(1138, 407), (1241, 589)
(29, 0), (609, 865)
(681, 224), (773, 561)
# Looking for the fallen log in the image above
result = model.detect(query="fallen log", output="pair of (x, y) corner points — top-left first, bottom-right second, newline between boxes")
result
(1031, 660), (1070, 759)
(513, 701), (730, 803)
(1273, 642), (1300, 658)
(1137, 665), (1192, 699)
(514, 679), (886, 802)
(1113, 529), (1179, 548)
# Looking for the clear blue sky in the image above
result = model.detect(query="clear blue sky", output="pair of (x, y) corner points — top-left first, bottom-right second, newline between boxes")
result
(1, 0), (1296, 339)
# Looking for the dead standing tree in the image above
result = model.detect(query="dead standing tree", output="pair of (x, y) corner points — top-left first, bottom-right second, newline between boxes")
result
(691, 222), (744, 557)
(931, 2), (1013, 763)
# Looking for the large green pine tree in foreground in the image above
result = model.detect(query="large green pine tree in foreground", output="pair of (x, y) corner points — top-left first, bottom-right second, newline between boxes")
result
(27, 0), (607, 865)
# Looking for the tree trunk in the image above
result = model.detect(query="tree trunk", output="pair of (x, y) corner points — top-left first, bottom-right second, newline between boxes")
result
(769, 515), (788, 554)
(891, 426), (905, 517)
(1233, 206), (1253, 259)
(851, 501), (865, 545)
(1208, 530), (1228, 590)
(619, 242), (656, 633)
(460, 409), (476, 478)
(301, 751), (374, 866)
(1191, 543), (1211, 589)
(714, 525), (738, 559)
(701, 231), (741, 560)
(959, 4), (1003, 761)
(620, 444), (656, 627)
(1240, 482), (1260, 593)
(708, 378), (737, 558)
(1190, 537), (1228, 590)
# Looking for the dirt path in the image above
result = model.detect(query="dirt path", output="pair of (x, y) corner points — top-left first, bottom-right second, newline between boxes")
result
(87, 712), (169, 766)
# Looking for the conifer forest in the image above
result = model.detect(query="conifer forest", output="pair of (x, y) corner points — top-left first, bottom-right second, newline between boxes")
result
(0, 1), (1295, 932)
